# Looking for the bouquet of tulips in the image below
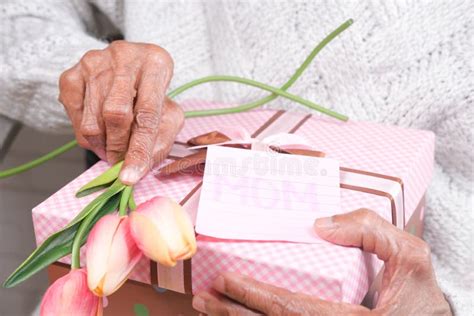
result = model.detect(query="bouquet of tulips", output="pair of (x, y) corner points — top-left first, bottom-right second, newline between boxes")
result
(6, 155), (199, 314)
(1, 20), (353, 315)
(39, 180), (196, 315)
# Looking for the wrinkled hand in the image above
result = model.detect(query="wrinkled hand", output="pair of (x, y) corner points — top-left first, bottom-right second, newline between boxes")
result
(192, 209), (452, 316)
(59, 41), (184, 184)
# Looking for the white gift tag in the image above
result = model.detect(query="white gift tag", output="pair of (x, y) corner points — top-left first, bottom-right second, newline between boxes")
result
(196, 146), (342, 243)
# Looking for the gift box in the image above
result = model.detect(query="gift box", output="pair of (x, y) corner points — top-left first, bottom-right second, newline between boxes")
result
(35, 100), (434, 314)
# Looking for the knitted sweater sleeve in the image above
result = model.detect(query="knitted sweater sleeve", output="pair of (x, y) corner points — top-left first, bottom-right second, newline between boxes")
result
(0, 0), (107, 133)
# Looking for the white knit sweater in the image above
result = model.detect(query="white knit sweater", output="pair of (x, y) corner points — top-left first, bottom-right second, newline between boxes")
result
(1, 0), (472, 314)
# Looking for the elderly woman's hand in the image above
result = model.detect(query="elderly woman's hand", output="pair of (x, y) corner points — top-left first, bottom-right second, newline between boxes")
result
(58, 41), (183, 184)
(192, 209), (452, 316)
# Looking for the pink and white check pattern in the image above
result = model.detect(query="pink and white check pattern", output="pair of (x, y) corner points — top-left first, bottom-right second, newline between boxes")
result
(295, 117), (435, 219)
(31, 100), (433, 304)
(193, 237), (371, 303)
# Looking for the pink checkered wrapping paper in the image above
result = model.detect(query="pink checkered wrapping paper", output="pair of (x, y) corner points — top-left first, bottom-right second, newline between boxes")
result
(31, 99), (434, 304)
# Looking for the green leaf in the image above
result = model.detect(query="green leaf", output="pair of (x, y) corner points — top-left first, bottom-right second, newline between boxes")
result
(75, 161), (124, 197)
(3, 190), (122, 288)
(75, 184), (111, 198)
(68, 180), (125, 228)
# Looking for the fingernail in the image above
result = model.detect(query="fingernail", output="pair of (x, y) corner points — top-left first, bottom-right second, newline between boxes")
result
(192, 296), (206, 312)
(314, 217), (335, 229)
(120, 166), (141, 184)
(213, 275), (225, 292)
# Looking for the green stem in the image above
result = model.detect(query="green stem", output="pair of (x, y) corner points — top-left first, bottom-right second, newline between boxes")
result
(0, 140), (77, 179)
(70, 205), (98, 269)
(177, 75), (347, 120)
(119, 186), (133, 216)
(128, 189), (137, 211)
(70, 182), (125, 269)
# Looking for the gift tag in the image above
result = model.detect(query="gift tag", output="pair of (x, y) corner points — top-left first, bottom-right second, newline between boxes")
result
(196, 146), (341, 243)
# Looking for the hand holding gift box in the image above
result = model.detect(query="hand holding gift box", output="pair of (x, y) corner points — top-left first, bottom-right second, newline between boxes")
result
(192, 208), (449, 315)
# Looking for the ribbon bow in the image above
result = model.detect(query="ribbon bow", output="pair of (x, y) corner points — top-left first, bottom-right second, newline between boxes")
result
(158, 127), (325, 176)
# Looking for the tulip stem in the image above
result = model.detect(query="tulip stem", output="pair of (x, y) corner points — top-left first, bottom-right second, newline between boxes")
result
(0, 140), (78, 179)
(128, 189), (137, 211)
(119, 186), (133, 216)
(171, 18), (353, 118)
(70, 188), (120, 269)
(71, 210), (97, 269)
(175, 76), (347, 120)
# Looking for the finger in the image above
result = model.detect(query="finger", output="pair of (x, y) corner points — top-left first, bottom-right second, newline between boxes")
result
(213, 272), (368, 315)
(143, 99), (185, 177)
(80, 71), (111, 160)
(193, 291), (262, 316)
(151, 98), (184, 166)
(102, 71), (136, 164)
(120, 66), (173, 184)
(313, 209), (407, 262)
(58, 64), (89, 149)
(212, 272), (293, 314)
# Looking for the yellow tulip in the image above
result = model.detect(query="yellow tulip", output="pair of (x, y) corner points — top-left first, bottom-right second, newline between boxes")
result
(130, 197), (196, 267)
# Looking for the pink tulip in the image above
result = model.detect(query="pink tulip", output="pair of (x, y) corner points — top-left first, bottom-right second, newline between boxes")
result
(130, 197), (197, 267)
(40, 268), (102, 316)
(86, 214), (142, 297)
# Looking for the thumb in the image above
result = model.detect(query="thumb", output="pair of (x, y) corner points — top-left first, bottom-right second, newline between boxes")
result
(314, 209), (405, 262)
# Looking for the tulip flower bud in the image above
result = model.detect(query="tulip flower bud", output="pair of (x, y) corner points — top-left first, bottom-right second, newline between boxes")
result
(86, 214), (142, 297)
(40, 268), (102, 316)
(130, 197), (197, 267)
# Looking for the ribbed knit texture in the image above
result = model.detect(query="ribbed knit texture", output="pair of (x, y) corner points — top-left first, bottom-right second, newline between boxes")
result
(1, 1), (472, 314)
